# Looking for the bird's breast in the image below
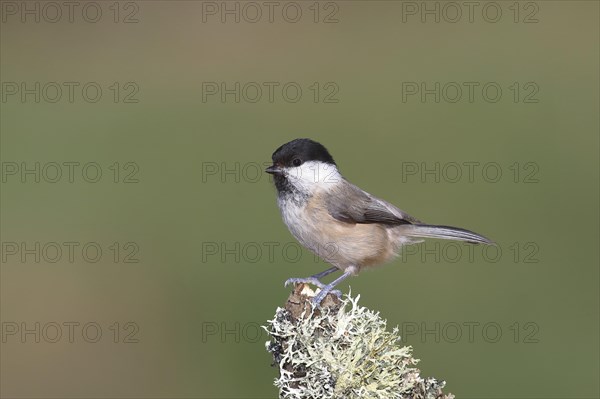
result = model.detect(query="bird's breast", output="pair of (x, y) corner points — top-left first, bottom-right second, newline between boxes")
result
(277, 192), (398, 271)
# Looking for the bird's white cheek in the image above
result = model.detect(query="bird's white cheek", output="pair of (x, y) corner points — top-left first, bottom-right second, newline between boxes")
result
(286, 162), (342, 191)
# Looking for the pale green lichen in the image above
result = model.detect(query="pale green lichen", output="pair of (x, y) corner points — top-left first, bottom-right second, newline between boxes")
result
(264, 289), (453, 399)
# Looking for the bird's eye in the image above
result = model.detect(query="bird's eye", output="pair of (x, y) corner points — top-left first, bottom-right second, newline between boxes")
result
(292, 158), (303, 167)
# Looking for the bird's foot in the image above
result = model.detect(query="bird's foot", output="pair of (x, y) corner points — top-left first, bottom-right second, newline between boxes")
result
(311, 270), (353, 306)
(284, 277), (326, 289)
(312, 285), (342, 305)
(285, 269), (351, 306)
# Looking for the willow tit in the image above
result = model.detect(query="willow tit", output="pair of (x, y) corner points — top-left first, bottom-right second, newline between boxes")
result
(266, 138), (493, 305)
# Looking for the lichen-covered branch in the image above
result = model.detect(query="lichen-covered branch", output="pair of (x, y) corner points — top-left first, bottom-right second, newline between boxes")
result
(264, 284), (454, 399)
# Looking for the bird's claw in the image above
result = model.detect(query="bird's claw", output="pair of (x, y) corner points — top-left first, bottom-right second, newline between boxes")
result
(284, 277), (326, 289)
(284, 277), (344, 306)
(312, 288), (342, 305)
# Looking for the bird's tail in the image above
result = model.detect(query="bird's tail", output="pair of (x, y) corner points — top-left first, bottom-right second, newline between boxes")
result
(402, 224), (494, 245)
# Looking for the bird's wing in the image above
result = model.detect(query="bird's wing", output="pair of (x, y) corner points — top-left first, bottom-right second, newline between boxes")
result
(325, 180), (420, 225)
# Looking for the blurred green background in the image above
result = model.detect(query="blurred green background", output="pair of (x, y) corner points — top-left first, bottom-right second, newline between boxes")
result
(1, 1), (598, 398)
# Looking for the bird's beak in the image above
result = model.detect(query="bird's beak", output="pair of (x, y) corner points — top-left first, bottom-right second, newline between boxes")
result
(265, 164), (283, 175)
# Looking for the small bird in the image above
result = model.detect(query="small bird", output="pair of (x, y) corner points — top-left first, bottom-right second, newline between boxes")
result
(266, 138), (493, 305)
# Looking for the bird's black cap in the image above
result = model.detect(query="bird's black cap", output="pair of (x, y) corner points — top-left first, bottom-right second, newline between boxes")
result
(270, 138), (336, 169)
